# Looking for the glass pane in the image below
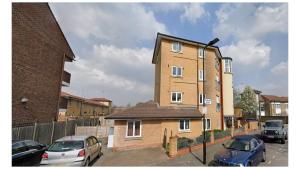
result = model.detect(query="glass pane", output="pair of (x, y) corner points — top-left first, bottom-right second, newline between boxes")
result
(177, 68), (182, 76)
(206, 119), (211, 130)
(177, 93), (181, 101)
(180, 120), (184, 130)
(134, 121), (140, 136)
(185, 120), (189, 130)
(172, 67), (177, 75)
(178, 43), (181, 51)
(172, 93), (176, 101)
(199, 94), (203, 104)
(127, 121), (133, 136)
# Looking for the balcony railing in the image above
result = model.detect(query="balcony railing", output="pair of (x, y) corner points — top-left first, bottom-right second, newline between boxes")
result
(62, 70), (71, 86)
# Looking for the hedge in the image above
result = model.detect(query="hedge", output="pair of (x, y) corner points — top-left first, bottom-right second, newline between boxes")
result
(214, 129), (231, 140)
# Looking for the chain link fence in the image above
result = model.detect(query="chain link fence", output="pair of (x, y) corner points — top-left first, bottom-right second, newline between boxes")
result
(12, 118), (98, 145)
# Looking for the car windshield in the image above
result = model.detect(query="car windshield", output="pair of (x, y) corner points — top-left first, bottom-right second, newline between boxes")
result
(224, 139), (250, 151)
(265, 121), (281, 127)
(48, 141), (84, 152)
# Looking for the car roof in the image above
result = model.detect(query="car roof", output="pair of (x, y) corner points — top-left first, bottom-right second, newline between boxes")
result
(55, 135), (93, 142)
(234, 135), (257, 141)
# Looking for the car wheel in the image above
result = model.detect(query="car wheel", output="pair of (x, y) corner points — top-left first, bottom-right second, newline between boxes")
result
(281, 138), (285, 144)
(262, 150), (266, 162)
(84, 157), (90, 166)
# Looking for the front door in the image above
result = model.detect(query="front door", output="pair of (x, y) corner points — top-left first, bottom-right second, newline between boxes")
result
(107, 127), (114, 148)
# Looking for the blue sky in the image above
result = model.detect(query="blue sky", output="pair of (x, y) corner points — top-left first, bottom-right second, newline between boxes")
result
(49, 3), (288, 106)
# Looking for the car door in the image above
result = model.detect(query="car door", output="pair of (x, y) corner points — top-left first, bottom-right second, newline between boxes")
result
(86, 138), (96, 160)
(24, 140), (44, 165)
(250, 139), (260, 166)
(91, 137), (99, 159)
(12, 141), (31, 166)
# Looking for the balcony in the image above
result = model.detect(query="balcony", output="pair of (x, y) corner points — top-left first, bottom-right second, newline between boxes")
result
(62, 70), (71, 86)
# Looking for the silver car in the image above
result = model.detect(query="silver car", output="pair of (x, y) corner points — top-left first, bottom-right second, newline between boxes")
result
(40, 135), (102, 166)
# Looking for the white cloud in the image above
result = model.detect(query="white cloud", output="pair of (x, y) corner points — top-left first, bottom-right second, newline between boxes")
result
(221, 39), (271, 68)
(271, 61), (288, 74)
(180, 3), (206, 24)
(64, 45), (154, 105)
(50, 3), (168, 47)
(214, 3), (287, 40)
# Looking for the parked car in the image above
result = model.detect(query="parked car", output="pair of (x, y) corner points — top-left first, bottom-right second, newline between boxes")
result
(40, 135), (102, 166)
(261, 120), (287, 144)
(12, 140), (48, 166)
(213, 135), (266, 166)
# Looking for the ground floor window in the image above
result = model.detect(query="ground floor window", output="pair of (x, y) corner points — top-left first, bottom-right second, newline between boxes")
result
(204, 118), (211, 130)
(126, 120), (141, 137)
(179, 119), (190, 131)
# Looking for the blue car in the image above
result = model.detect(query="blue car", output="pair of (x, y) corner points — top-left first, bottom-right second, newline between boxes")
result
(213, 135), (266, 166)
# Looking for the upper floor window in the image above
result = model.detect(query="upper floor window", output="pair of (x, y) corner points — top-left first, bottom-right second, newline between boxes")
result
(198, 47), (205, 58)
(199, 93), (206, 105)
(172, 42), (182, 53)
(171, 92), (182, 103)
(199, 69), (204, 81)
(172, 66), (183, 77)
(216, 96), (220, 112)
(179, 119), (190, 131)
(224, 59), (232, 73)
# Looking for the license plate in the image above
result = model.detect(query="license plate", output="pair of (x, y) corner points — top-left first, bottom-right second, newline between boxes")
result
(266, 135), (274, 138)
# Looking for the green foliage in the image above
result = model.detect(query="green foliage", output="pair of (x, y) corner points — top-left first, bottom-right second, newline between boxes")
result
(195, 131), (211, 144)
(177, 137), (194, 149)
(213, 129), (231, 140)
(233, 87), (241, 107)
(239, 86), (258, 113)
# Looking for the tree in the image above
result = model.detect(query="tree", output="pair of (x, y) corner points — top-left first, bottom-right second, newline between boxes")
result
(239, 86), (258, 115)
(233, 87), (241, 107)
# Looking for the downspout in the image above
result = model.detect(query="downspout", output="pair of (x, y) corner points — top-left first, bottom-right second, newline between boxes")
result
(220, 58), (224, 130)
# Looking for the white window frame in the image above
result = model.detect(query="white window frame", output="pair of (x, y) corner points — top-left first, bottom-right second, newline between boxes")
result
(172, 42), (182, 53)
(179, 119), (191, 131)
(216, 96), (220, 112)
(203, 118), (211, 131)
(224, 59), (232, 73)
(171, 66), (183, 77)
(199, 93), (206, 105)
(198, 69), (204, 81)
(198, 47), (205, 58)
(126, 120), (142, 138)
(171, 92), (182, 103)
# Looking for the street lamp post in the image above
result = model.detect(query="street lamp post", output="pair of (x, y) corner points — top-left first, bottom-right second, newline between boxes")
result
(199, 38), (219, 164)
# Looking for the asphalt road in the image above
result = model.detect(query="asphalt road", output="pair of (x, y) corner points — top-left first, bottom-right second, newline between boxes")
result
(260, 140), (288, 166)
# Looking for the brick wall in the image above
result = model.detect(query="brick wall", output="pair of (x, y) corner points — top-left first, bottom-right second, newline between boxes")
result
(12, 3), (74, 126)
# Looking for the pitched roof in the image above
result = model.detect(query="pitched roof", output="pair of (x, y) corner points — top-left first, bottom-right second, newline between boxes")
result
(105, 100), (203, 120)
(261, 95), (288, 102)
(90, 98), (112, 102)
(60, 91), (108, 107)
(152, 33), (227, 64)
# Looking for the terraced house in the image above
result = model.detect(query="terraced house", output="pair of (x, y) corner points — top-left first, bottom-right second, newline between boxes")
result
(106, 33), (234, 150)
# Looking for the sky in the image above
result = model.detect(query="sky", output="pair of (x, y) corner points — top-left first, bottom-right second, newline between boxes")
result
(49, 3), (288, 106)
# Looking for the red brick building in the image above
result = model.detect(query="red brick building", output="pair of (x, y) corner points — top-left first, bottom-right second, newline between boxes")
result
(12, 3), (75, 126)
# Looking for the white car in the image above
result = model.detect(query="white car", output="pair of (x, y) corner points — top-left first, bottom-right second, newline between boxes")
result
(40, 135), (102, 166)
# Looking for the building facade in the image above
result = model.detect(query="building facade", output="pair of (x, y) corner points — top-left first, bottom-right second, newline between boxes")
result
(12, 3), (74, 126)
(59, 92), (111, 125)
(152, 33), (234, 130)
(260, 95), (288, 116)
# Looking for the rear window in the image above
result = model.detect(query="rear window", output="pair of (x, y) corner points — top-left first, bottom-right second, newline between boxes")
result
(48, 141), (84, 152)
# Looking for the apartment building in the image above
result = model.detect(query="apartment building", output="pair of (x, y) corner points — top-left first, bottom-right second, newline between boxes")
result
(152, 33), (234, 130)
(12, 3), (75, 127)
(105, 33), (234, 150)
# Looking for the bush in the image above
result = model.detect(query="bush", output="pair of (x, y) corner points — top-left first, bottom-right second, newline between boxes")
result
(195, 131), (211, 144)
(214, 129), (231, 140)
(177, 137), (194, 149)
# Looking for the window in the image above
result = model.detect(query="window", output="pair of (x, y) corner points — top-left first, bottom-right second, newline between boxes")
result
(171, 92), (182, 103)
(199, 93), (206, 104)
(216, 96), (220, 112)
(198, 47), (204, 58)
(199, 69), (204, 81)
(224, 59), (232, 73)
(127, 120), (141, 137)
(204, 119), (211, 130)
(179, 119), (190, 131)
(260, 106), (265, 112)
(172, 66), (183, 77)
(172, 42), (182, 52)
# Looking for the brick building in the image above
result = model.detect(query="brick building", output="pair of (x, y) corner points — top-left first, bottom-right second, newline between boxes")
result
(12, 3), (75, 126)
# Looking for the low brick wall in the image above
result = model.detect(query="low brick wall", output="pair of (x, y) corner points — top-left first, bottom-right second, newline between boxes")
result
(172, 129), (257, 158)
(112, 143), (162, 152)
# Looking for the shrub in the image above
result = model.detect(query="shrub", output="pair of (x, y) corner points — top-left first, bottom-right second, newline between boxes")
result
(177, 137), (194, 149)
(195, 131), (211, 144)
(214, 129), (231, 140)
